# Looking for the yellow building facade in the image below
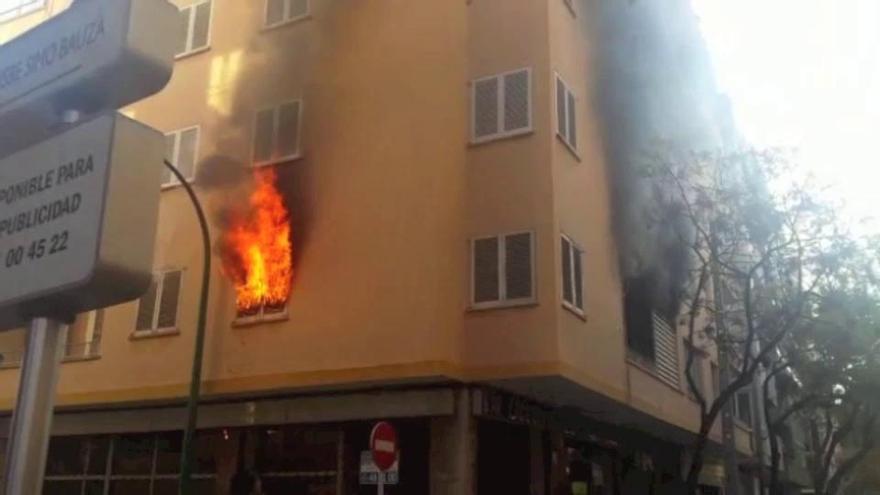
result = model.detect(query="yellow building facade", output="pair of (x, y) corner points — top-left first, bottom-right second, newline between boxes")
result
(0, 0), (758, 493)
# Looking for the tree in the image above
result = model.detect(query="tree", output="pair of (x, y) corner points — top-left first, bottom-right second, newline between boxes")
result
(643, 146), (863, 495)
(764, 283), (880, 495)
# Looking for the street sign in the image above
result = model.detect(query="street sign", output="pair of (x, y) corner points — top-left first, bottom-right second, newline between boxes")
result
(0, 0), (177, 158)
(0, 112), (164, 331)
(359, 451), (399, 486)
(370, 421), (399, 472)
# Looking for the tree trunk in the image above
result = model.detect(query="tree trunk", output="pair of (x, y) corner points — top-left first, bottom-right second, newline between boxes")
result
(686, 419), (714, 495)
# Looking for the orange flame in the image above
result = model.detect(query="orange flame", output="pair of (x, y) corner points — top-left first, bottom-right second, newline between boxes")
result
(223, 168), (292, 314)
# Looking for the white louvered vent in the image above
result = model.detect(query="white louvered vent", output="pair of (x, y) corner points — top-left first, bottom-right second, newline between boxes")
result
(653, 313), (680, 389)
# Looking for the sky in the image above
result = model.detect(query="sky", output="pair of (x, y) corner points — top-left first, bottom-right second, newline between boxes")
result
(690, 0), (880, 230)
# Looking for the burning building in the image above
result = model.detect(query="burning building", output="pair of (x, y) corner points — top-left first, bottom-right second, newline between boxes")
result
(0, 1), (760, 494)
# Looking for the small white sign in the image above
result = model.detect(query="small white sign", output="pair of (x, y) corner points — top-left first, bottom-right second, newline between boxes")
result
(0, 112), (163, 330)
(0, 0), (177, 157)
(359, 451), (399, 485)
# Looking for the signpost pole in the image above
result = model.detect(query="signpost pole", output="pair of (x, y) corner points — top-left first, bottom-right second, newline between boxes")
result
(378, 479), (384, 495)
(2, 317), (68, 495)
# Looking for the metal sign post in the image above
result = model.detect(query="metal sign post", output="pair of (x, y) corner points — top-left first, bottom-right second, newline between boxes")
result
(3, 318), (68, 494)
(0, 0), (177, 492)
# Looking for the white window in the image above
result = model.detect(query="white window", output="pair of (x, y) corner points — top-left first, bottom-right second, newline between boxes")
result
(253, 100), (302, 166)
(163, 126), (200, 186)
(556, 75), (577, 152)
(265, 0), (309, 28)
(471, 232), (535, 309)
(561, 235), (584, 313)
(176, 0), (212, 57)
(66, 310), (104, 360)
(135, 270), (183, 334)
(0, 0), (44, 23)
(471, 68), (533, 143)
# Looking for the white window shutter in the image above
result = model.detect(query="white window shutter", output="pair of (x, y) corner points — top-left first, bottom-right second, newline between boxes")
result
(191, 1), (212, 51)
(175, 6), (191, 56)
(573, 245), (583, 309)
(157, 271), (182, 329)
(473, 237), (500, 303)
(277, 101), (301, 159)
(136, 279), (159, 331)
(266, 0), (285, 26)
(289, 0), (308, 19)
(473, 78), (500, 140)
(254, 108), (276, 163)
(561, 237), (573, 304)
(163, 133), (177, 185)
(504, 233), (533, 300)
(567, 91), (577, 149)
(178, 128), (199, 180)
(503, 70), (530, 133)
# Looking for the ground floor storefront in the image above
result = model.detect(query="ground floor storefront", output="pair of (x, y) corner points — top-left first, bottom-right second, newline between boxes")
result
(0, 386), (746, 494)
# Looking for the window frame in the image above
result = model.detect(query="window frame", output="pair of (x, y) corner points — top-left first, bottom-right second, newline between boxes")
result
(0, 0), (44, 24)
(555, 73), (578, 155)
(470, 67), (534, 145)
(470, 230), (536, 310)
(560, 233), (585, 316)
(252, 99), (304, 167)
(163, 125), (201, 188)
(175, 0), (214, 59)
(263, 0), (311, 30)
(133, 269), (184, 338)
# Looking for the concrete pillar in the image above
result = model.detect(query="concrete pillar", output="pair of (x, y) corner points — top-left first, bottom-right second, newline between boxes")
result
(430, 387), (476, 495)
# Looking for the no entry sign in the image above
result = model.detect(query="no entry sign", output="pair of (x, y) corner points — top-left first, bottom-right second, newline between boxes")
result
(370, 422), (399, 472)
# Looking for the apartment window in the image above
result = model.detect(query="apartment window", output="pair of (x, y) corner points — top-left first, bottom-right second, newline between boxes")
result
(561, 235), (584, 313)
(135, 270), (182, 334)
(253, 100), (303, 166)
(685, 342), (706, 399)
(471, 68), (533, 143)
(0, 0), (44, 23)
(265, 0), (309, 28)
(164, 126), (200, 186)
(556, 75), (577, 151)
(735, 388), (753, 427)
(66, 310), (104, 360)
(176, 0), (212, 57)
(471, 232), (535, 308)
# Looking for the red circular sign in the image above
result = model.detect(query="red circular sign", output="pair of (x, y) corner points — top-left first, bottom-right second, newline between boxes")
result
(370, 421), (398, 472)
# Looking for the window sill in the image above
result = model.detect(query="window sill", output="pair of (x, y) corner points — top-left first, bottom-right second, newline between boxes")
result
(61, 354), (101, 364)
(233, 308), (290, 327)
(130, 328), (181, 340)
(262, 14), (312, 32)
(161, 178), (195, 191)
(175, 45), (211, 61)
(468, 299), (538, 312)
(735, 420), (753, 433)
(562, 301), (587, 321)
(470, 128), (534, 147)
(253, 153), (303, 168)
(556, 133), (581, 161)
(626, 353), (683, 394)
